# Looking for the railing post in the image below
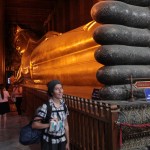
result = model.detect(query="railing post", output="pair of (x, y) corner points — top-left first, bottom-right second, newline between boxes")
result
(110, 105), (120, 150)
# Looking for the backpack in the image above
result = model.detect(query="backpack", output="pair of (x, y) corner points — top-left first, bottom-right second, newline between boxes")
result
(19, 101), (67, 145)
(19, 119), (43, 145)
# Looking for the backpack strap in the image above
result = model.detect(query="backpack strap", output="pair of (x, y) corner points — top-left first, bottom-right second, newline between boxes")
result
(52, 103), (67, 120)
(44, 101), (52, 123)
(43, 101), (67, 122)
(64, 103), (67, 114)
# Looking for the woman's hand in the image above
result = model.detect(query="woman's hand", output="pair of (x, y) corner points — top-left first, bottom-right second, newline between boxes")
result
(51, 117), (58, 123)
(66, 142), (70, 150)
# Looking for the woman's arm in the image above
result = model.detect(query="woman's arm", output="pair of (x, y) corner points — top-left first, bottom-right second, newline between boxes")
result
(32, 116), (49, 129)
(65, 118), (70, 150)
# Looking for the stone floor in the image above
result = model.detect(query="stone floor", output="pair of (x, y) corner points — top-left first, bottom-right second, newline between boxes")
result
(0, 111), (40, 150)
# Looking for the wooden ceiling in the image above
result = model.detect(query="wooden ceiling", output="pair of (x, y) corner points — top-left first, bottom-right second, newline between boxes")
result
(5, 0), (56, 34)
(5, 0), (100, 34)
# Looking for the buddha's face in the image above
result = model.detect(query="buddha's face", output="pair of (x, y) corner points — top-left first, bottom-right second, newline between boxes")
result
(14, 31), (28, 55)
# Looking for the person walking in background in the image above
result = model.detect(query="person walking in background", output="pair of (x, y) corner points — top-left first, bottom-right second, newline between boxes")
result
(32, 80), (70, 150)
(11, 83), (23, 115)
(0, 85), (10, 128)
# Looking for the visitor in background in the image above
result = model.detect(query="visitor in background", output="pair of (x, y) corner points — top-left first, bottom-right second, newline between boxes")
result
(11, 83), (23, 115)
(0, 85), (10, 128)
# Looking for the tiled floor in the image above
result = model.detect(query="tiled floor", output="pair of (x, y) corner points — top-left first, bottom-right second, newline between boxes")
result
(0, 111), (40, 150)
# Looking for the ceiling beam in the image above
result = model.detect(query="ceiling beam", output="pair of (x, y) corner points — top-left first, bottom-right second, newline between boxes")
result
(5, 0), (56, 9)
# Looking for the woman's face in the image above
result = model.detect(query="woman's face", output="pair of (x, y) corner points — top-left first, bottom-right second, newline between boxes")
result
(52, 84), (63, 99)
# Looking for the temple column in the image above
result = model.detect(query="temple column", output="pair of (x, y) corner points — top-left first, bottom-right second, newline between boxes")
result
(0, 0), (5, 84)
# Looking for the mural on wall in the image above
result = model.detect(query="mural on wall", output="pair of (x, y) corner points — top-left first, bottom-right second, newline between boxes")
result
(91, 0), (150, 100)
